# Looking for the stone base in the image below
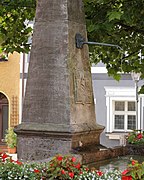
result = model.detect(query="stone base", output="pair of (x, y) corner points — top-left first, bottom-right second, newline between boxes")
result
(79, 146), (127, 164)
(15, 123), (104, 162)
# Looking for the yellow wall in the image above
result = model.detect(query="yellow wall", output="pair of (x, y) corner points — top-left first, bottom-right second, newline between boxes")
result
(0, 52), (20, 128)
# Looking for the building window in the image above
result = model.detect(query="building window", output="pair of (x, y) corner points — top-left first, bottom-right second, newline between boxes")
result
(113, 101), (136, 131)
(104, 86), (143, 133)
(104, 86), (144, 142)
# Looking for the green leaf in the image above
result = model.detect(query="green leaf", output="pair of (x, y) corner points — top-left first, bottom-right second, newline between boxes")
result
(107, 11), (122, 21)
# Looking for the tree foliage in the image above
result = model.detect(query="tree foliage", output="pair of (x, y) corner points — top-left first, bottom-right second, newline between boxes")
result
(84, 0), (144, 92)
(0, 0), (36, 53)
(0, 0), (144, 91)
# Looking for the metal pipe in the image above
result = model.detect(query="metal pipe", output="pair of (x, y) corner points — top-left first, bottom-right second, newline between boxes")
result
(135, 80), (139, 130)
(83, 41), (123, 51)
(75, 33), (123, 50)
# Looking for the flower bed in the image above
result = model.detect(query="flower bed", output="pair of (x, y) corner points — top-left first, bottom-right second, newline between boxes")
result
(127, 130), (144, 145)
(0, 152), (143, 179)
(122, 159), (144, 180)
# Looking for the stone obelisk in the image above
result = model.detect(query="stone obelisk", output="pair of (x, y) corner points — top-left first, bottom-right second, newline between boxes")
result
(15, 0), (104, 161)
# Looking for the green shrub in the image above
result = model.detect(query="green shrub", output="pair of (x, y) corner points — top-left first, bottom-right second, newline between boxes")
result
(122, 159), (144, 180)
(5, 128), (17, 148)
(127, 130), (144, 145)
(0, 153), (123, 180)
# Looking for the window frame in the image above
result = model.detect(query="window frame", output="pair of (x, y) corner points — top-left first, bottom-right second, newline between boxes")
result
(104, 86), (141, 133)
(113, 100), (136, 131)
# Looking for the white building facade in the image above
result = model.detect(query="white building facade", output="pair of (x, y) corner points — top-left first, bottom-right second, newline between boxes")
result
(92, 63), (144, 147)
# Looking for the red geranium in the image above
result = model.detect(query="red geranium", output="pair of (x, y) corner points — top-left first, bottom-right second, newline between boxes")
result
(85, 167), (89, 171)
(122, 169), (132, 180)
(15, 160), (23, 165)
(122, 176), (132, 180)
(75, 163), (81, 169)
(57, 156), (63, 161)
(10, 158), (14, 163)
(1, 153), (8, 159)
(68, 172), (74, 178)
(122, 169), (129, 175)
(71, 157), (76, 162)
(137, 133), (143, 139)
(61, 169), (66, 175)
(34, 169), (40, 173)
(132, 160), (136, 165)
(96, 171), (103, 176)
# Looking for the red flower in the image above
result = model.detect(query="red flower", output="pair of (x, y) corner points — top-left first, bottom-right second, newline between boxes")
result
(15, 160), (23, 165)
(137, 133), (143, 139)
(1, 153), (8, 159)
(122, 169), (129, 175)
(96, 171), (103, 176)
(57, 156), (63, 161)
(34, 169), (40, 173)
(68, 172), (74, 178)
(132, 160), (136, 165)
(61, 169), (66, 175)
(71, 157), (76, 162)
(85, 167), (89, 171)
(75, 163), (81, 169)
(10, 158), (14, 163)
(122, 175), (132, 180)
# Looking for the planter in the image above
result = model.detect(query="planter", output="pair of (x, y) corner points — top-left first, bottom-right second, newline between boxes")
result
(5, 128), (17, 153)
(8, 147), (16, 154)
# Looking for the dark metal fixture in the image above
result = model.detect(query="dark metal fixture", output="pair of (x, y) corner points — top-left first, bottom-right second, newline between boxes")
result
(75, 33), (123, 50)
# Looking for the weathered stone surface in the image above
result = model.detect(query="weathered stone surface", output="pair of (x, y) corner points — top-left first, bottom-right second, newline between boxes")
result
(81, 146), (127, 164)
(15, 0), (104, 162)
(16, 128), (103, 161)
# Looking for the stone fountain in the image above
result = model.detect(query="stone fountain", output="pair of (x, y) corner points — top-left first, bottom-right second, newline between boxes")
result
(15, 0), (106, 163)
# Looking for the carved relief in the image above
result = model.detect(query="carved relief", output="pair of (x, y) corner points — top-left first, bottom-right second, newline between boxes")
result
(73, 71), (93, 104)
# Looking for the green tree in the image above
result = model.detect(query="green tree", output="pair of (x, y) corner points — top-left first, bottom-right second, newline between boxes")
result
(0, 0), (144, 91)
(0, 0), (36, 53)
(84, 0), (144, 92)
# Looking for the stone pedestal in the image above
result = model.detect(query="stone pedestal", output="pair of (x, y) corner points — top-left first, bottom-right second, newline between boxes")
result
(15, 0), (104, 161)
